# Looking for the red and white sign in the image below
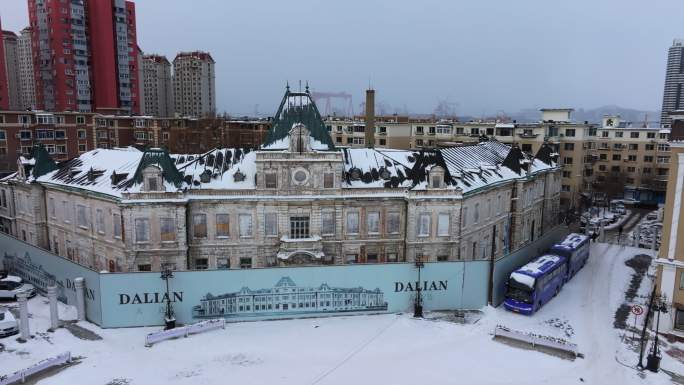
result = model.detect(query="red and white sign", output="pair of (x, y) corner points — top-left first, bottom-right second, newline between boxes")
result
(631, 305), (644, 316)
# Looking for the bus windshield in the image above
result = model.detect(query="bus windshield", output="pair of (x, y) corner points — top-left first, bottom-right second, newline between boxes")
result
(506, 276), (534, 304)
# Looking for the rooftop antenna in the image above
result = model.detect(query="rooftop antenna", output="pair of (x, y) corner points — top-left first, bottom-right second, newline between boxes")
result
(643, 112), (648, 128)
(298, 80), (302, 93)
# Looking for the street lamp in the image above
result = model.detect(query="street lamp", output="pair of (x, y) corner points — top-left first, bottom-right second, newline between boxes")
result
(161, 267), (176, 330)
(414, 256), (424, 318)
(646, 294), (668, 373)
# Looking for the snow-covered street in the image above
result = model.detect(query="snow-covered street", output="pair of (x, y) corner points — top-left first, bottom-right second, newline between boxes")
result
(1, 243), (682, 385)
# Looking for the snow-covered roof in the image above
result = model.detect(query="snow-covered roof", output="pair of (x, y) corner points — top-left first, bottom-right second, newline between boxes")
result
(175, 148), (256, 190)
(517, 254), (564, 278)
(553, 233), (589, 251)
(36, 148), (145, 197)
(342, 141), (558, 193)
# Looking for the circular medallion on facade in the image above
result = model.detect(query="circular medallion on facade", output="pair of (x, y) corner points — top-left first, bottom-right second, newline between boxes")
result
(292, 168), (309, 185)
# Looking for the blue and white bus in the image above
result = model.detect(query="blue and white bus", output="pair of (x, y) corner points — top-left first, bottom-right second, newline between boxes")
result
(504, 254), (568, 315)
(549, 233), (590, 279)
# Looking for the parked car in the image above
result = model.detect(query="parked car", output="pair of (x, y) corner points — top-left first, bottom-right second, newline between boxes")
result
(0, 281), (35, 300)
(0, 308), (18, 338)
(0, 272), (23, 284)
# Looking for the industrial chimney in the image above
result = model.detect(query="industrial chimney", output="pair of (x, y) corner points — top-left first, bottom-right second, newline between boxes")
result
(365, 88), (375, 148)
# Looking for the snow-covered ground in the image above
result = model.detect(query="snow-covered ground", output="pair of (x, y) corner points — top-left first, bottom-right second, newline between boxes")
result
(0, 243), (682, 385)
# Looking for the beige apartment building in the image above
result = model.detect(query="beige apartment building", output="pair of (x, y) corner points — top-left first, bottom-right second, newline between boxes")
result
(2, 30), (20, 110)
(173, 51), (216, 118)
(325, 108), (671, 209)
(142, 54), (174, 117)
(655, 111), (684, 333)
(16, 27), (35, 110)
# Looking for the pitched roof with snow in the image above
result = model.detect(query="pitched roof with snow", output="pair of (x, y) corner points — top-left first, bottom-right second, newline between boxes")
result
(174, 148), (256, 190)
(262, 86), (335, 150)
(342, 141), (558, 193)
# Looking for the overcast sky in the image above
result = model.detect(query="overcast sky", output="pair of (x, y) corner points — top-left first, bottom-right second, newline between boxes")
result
(0, 0), (682, 117)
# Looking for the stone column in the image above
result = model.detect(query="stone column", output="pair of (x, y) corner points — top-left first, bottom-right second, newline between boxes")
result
(74, 277), (85, 321)
(16, 291), (30, 342)
(47, 285), (59, 331)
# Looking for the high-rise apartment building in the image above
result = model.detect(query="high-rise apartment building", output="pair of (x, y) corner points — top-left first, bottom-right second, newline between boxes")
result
(143, 54), (174, 117)
(17, 27), (36, 110)
(0, 17), (9, 110)
(173, 51), (216, 117)
(661, 39), (684, 127)
(2, 31), (20, 110)
(27, 0), (140, 114)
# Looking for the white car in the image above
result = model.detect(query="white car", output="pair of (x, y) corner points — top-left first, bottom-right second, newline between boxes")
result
(0, 272), (23, 284)
(0, 281), (35, 300)
(0, 309), (18, 338)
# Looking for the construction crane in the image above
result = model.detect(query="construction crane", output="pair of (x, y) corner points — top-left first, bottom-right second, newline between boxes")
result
(310, 92), (354, 117)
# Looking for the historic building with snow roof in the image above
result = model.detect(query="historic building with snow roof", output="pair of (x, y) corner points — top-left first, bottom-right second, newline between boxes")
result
(0, 86), (562, 272)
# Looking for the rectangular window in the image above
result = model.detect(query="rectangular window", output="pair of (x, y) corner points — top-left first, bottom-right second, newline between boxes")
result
(628, 155), (637, 162)
(113, 213), (122, 238)
(367, 253), (378, 263)
(630, 132), (639, 138)
(387, 253), (398, 262)
(418, 213), (431, 237)
(564, 129), (575, 137)
(96, 209), (105, 234)
(49, 197), (56, 218)
(216, 214), (230, 237)
(77, 205), (88, 228)
(265, 213), (278, 236)
(367, 212), (380, 234)
(78, 129), (86, 139)
(138, 264), (152, 272)
(160, 218), (176, 242)
(290, 216), (310, 239)
(646, 144), (655, 151)
(387, 212), (400, 234)
(563, 157), (573, 165)
(62, 201), (71, 223)
(612, 154), (621, 161)
(563, 143), (574, 151)
(240, 257), (252, 269)
(346, 212), (359, 234)
(217, 258), (230, 269)
(195, 258), (208, 270)
(345, 254), (358, 264)
(265, 173), (277, 188)
(193, 214), (207, 238)
(647, 132), (656, 139)
(321, 211), (335, 235)
(615, 131), (623, 138)
(323, 172), (334, 188)
(438, 213), (450, 236)
(239, 214), (253, 237)
(135, 218), (150, 242)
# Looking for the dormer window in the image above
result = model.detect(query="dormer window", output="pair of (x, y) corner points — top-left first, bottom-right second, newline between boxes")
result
(142, 165), (163, 192)
(429, 166), (446, 189)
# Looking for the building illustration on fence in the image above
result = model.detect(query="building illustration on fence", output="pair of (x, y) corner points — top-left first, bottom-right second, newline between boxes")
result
(192, 276), (388, 318)
(3, 252), (66, 302)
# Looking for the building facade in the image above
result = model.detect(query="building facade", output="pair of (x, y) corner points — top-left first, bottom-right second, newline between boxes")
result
(173, 51), (216, 118)
(0, 17), (8, 110)
(142, 55), (174, 117)
(17, 27), (36, 110)
(27, 0), (139, 114)
(654, 112), (684, 333)
(661, 39), (684, 127)
(2, 31), (20, 110)
(0, 88), (562, 273)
